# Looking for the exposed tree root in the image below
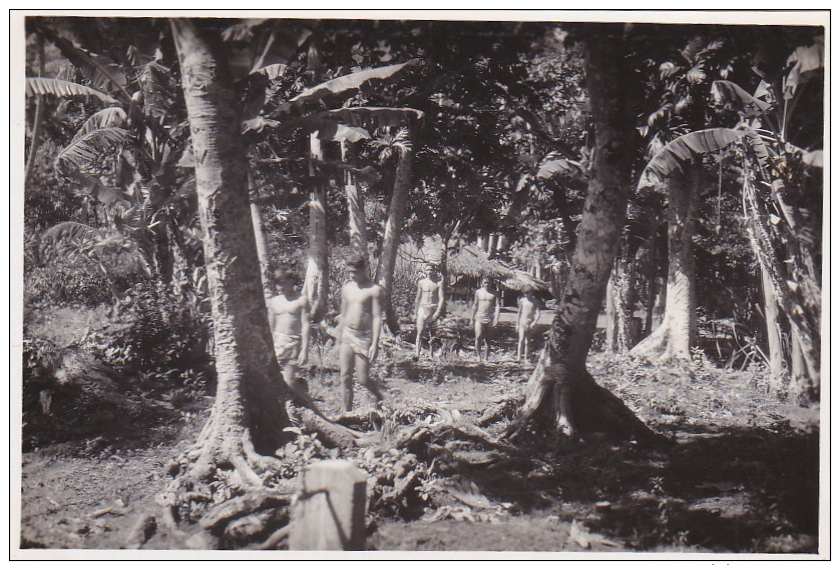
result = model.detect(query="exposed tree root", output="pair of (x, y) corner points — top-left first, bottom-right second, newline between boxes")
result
(503, 352), (663, 446)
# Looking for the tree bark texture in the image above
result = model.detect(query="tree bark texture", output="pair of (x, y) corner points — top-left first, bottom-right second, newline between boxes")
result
(507, 29), (653, 441)
(630, 165), (699, 362)
(376, 139), (413, 333)
(172, 19), (292, 471)
(304, 133), (329, 323)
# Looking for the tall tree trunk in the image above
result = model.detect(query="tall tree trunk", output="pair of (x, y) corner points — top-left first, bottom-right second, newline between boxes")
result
(761, 262), (785, 391)
(630, 164), (699, 362)
(24, 34), (46, 185)
(172, 19), (293, 478)
(342, 141), (370, 267)
(506, 29), (653, 441)
(248, 171), (269, 292)
(304, 133), (329, 323)
(375, 136), (414, 334)
(605, 274), (617, 352)
(789, 329), (808, 399)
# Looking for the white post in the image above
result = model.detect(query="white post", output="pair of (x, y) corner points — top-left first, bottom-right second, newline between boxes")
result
(289, 460), (368, 551)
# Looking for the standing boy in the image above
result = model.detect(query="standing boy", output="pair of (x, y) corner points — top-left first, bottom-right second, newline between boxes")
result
(268, 268), (310, 392)
(516, 288), (543, 363)
(414, 266), (445, 359)
(336, 254), (384, 412)
(470, 277), (500, 362)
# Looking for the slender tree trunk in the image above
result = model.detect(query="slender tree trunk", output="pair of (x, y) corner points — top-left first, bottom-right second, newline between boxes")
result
(761, 262), (785, 391)
(25, 34), (46, 185)
(630, 165), (699, 362)
(304, 133), (329, 323)
(342, 141), (370, 267)
(506, 29), (653, 441)
(643, 227), (658, 337)
(172, 19), (292, 477)
(605, 274), (617, 352)
(248, 172), (269, 291)
(376, 136), (414, 333)
(789, 329), (808, 398)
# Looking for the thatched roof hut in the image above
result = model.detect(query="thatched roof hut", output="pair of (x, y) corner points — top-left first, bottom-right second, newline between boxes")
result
(449, 245), (549, 293)
(398, 236), (549, 293)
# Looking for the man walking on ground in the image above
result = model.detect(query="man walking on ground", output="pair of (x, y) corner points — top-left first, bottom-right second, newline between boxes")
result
(470, 277), (500, 362)
(516, 287), (543, 364)
(414, 265), (445, 359)
(336, 254), (385, 413)
(268, 268), (310, 393)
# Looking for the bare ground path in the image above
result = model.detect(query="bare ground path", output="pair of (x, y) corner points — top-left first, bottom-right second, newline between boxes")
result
(19, 311), (820, 553)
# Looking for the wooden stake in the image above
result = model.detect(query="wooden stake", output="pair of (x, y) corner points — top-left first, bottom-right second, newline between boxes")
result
(289, 460), (367, 551)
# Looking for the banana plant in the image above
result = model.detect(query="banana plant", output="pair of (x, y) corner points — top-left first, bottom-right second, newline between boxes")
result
(710, 37), (824, 395)
(25, 20), (197, 291)
(242, 52), (424, 321)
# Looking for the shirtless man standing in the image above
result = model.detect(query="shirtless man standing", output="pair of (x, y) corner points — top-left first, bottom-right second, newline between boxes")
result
(268, 268), (310, 392)
(414, 266), (445, 359)
(516, 288), (543, 364)
(336, 254), (384, 412)
(470, 277), (500, 362)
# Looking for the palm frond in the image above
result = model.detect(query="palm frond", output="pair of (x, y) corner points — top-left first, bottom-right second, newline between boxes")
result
(26, 77), (117, 105)
(70, 107), (128, 144)
(56, 127), (130, 172)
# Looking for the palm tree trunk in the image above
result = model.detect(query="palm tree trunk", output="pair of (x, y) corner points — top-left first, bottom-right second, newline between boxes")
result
(630, 165), (699, 362)
(376, 136), (413, 333)
(342, 141), (370, 266)
(172, 18), (292, 478)
(304, 133), (329, 323)
(506, 28), (653, 441)
(24, 34), (46, 185)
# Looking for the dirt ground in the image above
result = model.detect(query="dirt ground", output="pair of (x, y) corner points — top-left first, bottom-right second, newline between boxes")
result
(18, 307), (822, 555)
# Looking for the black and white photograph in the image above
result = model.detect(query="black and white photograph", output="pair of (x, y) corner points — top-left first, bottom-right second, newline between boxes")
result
(12, 9), (827, 557)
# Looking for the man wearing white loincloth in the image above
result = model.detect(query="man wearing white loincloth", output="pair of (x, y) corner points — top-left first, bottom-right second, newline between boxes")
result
(336, 254), (384, 412)
(268, 268), (310, 392)
(470, 277), (500, 362)
(414, 265), (445, 359)
(516, 287), (543, 364)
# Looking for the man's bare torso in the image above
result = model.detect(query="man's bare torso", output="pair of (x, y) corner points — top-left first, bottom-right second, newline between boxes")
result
(417, 278), (441, 307)
(269, 293), (306, 336)
(342, 281), (380, 330)
(518, 296), (539, 329)
(474, 288), (497, 322)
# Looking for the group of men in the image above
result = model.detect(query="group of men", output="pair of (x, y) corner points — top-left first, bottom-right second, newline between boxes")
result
(268, 255), (543, 413)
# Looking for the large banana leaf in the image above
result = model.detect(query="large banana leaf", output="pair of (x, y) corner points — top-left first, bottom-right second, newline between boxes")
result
(711, 80), (770, 117)
(316, 107), (424, 129)
(537, 158), (586, 179)
(638, 128), (746, 191)
(784, 40), (824, 100)
(56, 127), (130, 172)
(245, 107), (423, 135)
(26, 77), (117, 105)
(289, 60), (420, 108)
